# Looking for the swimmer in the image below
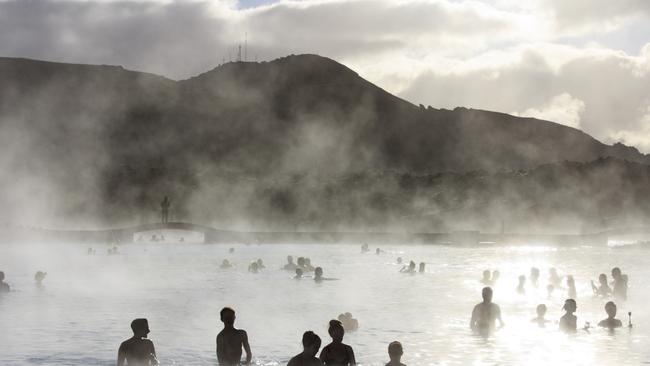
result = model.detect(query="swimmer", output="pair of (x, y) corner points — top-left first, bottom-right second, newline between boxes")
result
(248, 261), (259, 273)
(256, 259), (265, 269)
(400, 261), (416, 273)
(516, 275), (526, 295)
(304, 258), (315, 272)
(531, 304), (548, 327)
(396, 257), (403, 265)
(591, 273), (612, 297)
(361, 244), (369, 253)
(376, 248), (383, 255)
(288, 331), (323, 366)
(0, 271), (10, 293)
(298, 257), (307, 270)
(117, 318), (158, 366)
(319, 320), (356, 366)
(386, 341), (405, 366)
(549, 268), (562, 287)
(220, 259), (233, 269)
(470, 287), (504, 335)
(284, 256), (298, 271)
(34, 271), (47, 285)
(559, 299), (577, 333)
(295, 268), (304, 279)
(480, 270), (491, 285)
(530, 267), (540, 287)
(338, 313), (359, 332)
(566, 275), (577, 299)
(314, 267), (337, 282)
(546, 284), (555, 299)
(418, 262), (425, 273)
(598, 301), (623, 329)
(611, 267), (628, 301)
(217, 307), (252, 366)
(491, 270), (500, 284)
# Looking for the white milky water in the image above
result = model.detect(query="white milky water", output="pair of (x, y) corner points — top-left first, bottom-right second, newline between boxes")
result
(1, 239), (649, 365)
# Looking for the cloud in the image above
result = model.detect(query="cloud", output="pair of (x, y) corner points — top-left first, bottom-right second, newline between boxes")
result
(514, 93), (585, 129)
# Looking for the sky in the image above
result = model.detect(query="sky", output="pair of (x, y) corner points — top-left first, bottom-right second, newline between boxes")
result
(1, 0), (650, 151)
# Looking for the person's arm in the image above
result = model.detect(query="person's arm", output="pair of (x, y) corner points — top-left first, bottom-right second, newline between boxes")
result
(216, 335), (224, 364)
(347, 345), (356, 366)
(496, 305), (505, 328)
(117, 344), (126, 366)
(241, 331), (252, 365)
(149, 341), (158, 365)
(470, 305), (477, 330)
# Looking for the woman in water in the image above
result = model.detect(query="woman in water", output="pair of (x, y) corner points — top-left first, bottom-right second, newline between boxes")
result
(559, 299), (578, 333)
(531, 304), (549, 327)
(598, 301), (623, 329)
(319, 320), (356, 366)
(566, 275), (577, 299)
(591, 273), (612, 297)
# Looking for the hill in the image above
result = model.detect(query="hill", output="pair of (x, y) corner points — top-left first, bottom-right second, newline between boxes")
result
(0, 54), (647, 230)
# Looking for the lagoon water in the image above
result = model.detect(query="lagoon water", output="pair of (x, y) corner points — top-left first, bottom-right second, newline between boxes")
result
(1, 240), (649, 365)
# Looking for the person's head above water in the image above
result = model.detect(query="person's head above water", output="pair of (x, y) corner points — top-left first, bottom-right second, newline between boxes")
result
(419, 262), (425, 271)
(563, 299), (577, 313)
(611, 267), (621, 279)
(599, 273), (608, 285)
(397, 257), (403, 264)
(605, 301), (617, 318)
(536, 304), (547, 317)
(388, 341), (403, 361)
(0, 271), (4, 281)
(328, 319), (345, 342)
(287, 255), (294, 264)
(301, 331), (322, 357)
(315, 267), (323, 278)
(295, 268), (303, 278)
(220, 307), (236, 327)
(481, 287), (493, 303)
(482, 270), (490, 280)
(297, 257), (306, 266)
(130, 318), (150, 338)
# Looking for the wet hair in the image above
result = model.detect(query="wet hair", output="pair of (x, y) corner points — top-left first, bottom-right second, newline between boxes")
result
(388, 341), (403, 356)
(612, 267), (621, 277)
(482, 287), (493, 298)
(605, 301), (617, 312)
(563, 299), (577, 311)
(220, 307), (235, 321)
(130, 318), (149, 333)
(302, 331), (322, 349)
(315, 267), (323, 276)
(536, 304), (547, 315)
(328, 320), (344, 338)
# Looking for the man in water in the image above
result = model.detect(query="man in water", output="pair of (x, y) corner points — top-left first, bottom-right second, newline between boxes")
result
(598, 301), (623, 329)
(295, 268), (304, 279)
(117, 318), (158, 366)
(470, 287), (504, 335)
(0, 271), (10, 292)
(480, 270), (491, 285)
(611, 267), (628, 300)
(531, 304), (548, 327)
(287, 331), (323, 366)
(386, 341), (406, 366)
(591, 273), (612, 297)
(559, 299), (577, 333)
(530, 267), (540, 287)
(217, 307), (252, 365)
(284, 256), (297, 271)
(319, 320), (356, 366)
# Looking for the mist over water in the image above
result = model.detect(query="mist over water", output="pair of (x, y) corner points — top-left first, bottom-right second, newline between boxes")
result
(1, 239), (648, 366)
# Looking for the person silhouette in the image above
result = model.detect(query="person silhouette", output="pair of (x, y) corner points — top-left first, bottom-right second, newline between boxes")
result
(385, 341), (406, 366)
(284, 256), (298, 271)
(304, 258), (315, 272)
(34, 271), (47, 285)
(217, 307), (252, 365)
(531, 304), (548, 327)
(319, 320), (356, 366)
(0, 271), (10, 293)
(480, 270), (491, 285)
(591, 273), (612, 297)
(530, 267), (540, 287)
(400, 261), (416, 273)
(470, 287), (504, 335)
(160, 196), (170, 225)
(117, 318), (158, 366)
(287, 331), (324, 366)
(611, 267), (628, 301)
(566, 275), (577, 299)
(418, 262), (425, 273)
(314, 267), (338, 282)
(337, 313), (359, 331)
(598, 301), (623, 329)
(559, 299), (577, 333)
(516, 275), (526, 294)
(491, 270), (500, 284)
(295, 268), (304, 279)
(549, 268), (562, 287)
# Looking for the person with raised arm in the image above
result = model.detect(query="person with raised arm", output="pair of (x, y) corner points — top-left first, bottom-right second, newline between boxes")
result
(217, 307), (252, 365)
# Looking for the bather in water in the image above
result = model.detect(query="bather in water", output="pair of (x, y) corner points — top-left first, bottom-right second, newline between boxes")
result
(531, 304), (548, 327)
(314, 267), (338, 282)
(117, 318), (158, 366)
(480, 270), (491, 285)
(549, 268), (562, 287)
(559, 299), (578, 333)
(530, 267), (540, 287)
(338, 312), (359, 332)
(217, 307), (252, 366)
(284, 256), (298, 271)
(566, 275), (577, 299)
(287, 331), (323, 366)
(0, 271), (10, 293)
(591, 273), (612, 297)
(34, 271), (47, 285)
(598, 301), (623, 329)
(295, 268), (304, 280)
(400, 261), (416, 273)
(516, 275), (526, 295)
(418, 262), (425, 273)
(385, 341), (406, 366)
(470, 287), (504, 336)
(319, 320), (356, 366)
(611, 267), (628, 301)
